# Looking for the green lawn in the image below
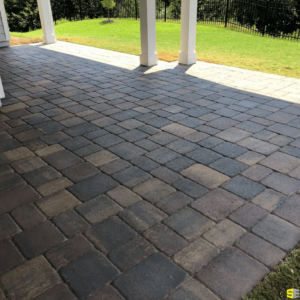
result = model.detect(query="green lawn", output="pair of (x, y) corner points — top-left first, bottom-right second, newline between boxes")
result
(11, 18), (300, 78)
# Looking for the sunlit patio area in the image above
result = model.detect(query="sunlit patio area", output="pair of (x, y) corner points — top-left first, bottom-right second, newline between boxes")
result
(1, 41), (300, 300)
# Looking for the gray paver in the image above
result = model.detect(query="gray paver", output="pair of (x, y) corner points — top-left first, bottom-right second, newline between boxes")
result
(252, 215), (300, 252)
(114, 252), (188, 300)
(197, 247), (269, 300)
(164, 207), (215, 241)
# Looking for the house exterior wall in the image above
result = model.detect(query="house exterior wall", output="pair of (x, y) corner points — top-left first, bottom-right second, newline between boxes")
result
(0, 0), (10, 47)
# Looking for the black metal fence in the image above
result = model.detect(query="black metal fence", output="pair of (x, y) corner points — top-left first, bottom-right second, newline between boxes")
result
(50, 0), (300, 40)
(197, 0), (300, 40)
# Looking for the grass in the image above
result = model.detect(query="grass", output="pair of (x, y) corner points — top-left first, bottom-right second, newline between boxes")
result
(245, 243), (300, 300)
(11, 18), (300, 78)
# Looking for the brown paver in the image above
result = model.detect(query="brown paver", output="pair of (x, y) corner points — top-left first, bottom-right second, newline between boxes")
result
(216, 127), (252, 143)
(203, 219), (246, 250)
(133, 178), (175, 203)
(1, 256), (61, 300)
(32, 284), (77, 300)
(251, 189), (287, 212)
(0, 147), (34, 164)
(119, 201), (167, 233)
(11, 156), (46, 173)
(76, 195), (122, 224)
(161, 123), (196, 137)
(238, 137), (279, 155)
(181, 164), (230, 189)
(35, 144), (64, 157)
(62, 163), (99, 183)
(85, 150), (119, 167)
(259, 152), (300, 173)
(36, 177), (73, 196)
(236, 151), (266, 166)
(36, 190), (81, 218)
(107, 185), (142, 207)
(1, 42), (300, 300)
(174, 238), (219, 273)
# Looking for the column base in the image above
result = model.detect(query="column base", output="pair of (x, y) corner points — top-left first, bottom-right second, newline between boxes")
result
(0, 41), (9, 48)
(43, 35), (57, 44)
(140, 53), (158, 67)
(178, 51), (197, 65)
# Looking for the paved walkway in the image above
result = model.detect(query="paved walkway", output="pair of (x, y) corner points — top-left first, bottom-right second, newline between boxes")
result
(1, 41), (300, 300)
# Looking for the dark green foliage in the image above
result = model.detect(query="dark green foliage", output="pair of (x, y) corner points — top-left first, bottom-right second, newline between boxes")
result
(4, 0), (300, 36)
(4, 0), (40, 32)
(231, 0), (300, 35)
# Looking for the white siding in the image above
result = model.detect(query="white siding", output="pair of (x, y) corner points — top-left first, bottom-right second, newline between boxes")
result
(0, 10), (5, 43)
(0, 0), (10, 46)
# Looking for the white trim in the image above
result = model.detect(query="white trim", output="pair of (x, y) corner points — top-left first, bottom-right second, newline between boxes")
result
(0, 77), (4, 99)
(0, 0), (10, 42)
(0, 77), (4, 108)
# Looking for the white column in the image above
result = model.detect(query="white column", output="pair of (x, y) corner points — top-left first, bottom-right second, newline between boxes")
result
(139, 0), (158, 66)
(179, 0), (198, 65)
(37, 0), (56, 44)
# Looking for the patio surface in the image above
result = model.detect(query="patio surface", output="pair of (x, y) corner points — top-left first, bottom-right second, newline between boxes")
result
(1, 41), (300, 300)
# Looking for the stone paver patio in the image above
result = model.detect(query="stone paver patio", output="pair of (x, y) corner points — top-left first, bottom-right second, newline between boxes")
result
(1, 41), (300, 300)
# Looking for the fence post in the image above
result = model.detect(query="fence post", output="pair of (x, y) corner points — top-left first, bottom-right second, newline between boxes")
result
(78, 0), (83, 20)
(224, 0), (230, 27)
(164, 0), (167, 21)
(262, 0), (269, 36)
(135, 0), (138, 19)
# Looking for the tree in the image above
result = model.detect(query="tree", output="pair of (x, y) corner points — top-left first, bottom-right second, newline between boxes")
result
(4, 0), (40, 32)
(101, 0), (116, 19)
